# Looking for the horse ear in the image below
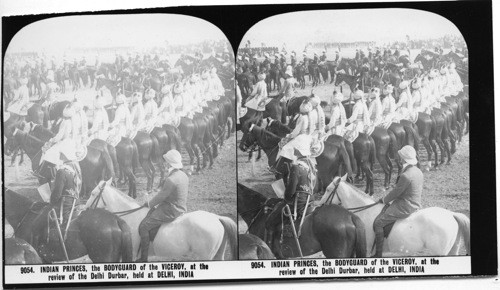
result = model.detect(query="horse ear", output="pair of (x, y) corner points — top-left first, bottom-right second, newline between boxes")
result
(340, 173), (348, 182)
(105, 178), (113, 187)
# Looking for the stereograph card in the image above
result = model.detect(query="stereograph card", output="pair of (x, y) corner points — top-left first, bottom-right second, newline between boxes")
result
(0, 1), (496, 288)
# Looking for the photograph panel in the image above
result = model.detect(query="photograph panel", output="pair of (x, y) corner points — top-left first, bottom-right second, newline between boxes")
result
(3, 13), (237, 264)
(236, 8), (469, 260)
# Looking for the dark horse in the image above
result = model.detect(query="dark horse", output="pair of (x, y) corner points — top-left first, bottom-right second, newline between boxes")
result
(237, 183), (366, 258)
(239, 124), (351, 192)
(4, 124), (114, 198)
(238, 234), (275, 260)
(5, 189), (133, 263)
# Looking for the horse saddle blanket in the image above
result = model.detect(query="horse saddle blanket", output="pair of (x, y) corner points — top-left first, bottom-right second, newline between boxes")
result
(364, 124), (376, 136)
(310, 134), (328, 158)
(408, 111), (419, 123)
(106, 130), (122, 147)
(343, 124), (359, 143)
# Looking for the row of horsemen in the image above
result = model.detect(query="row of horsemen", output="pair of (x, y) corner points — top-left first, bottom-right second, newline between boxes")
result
(242, 60), (464, 164)
(35, 65), (226, 166)
(6, 65), (227, 221)
(240, 60), (465, 257)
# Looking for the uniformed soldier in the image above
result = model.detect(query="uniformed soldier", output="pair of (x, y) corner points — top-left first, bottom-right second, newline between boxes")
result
(89, 95), (110, 141)
(373, 145), (423, 257)
(327, 91), (347, 136)
(51, 146), (82, 228)
(137, 149), (189, 262)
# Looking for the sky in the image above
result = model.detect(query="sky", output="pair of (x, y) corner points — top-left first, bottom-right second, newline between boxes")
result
(6, 14), (228, 54)
(241, 8), (464, 51)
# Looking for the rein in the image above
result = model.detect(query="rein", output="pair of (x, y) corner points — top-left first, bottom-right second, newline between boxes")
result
(89, 183), (145, 217)
(328, 180), (380, 213)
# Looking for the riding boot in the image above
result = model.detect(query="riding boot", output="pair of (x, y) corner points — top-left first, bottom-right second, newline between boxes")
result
(372, 228), (385, 258)
(269, 157), (283, 174)
(136, 234), (150, 263)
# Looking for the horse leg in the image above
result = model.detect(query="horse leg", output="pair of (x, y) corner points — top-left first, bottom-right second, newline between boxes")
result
(422, 137), (433, 170)
(191, 142), (201, 173)
(140, 158), (152, 192)
(124, 165), (136, 199)
(377, 152), (390, 190)
(442, 137), (452, 165)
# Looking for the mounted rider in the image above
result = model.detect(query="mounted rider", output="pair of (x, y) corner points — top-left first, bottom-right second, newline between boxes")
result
(344, 90), (369, 142)
(143, 89), (159, 134)
(107, 94), (133, 146)
(367, 87), (383, 127)
(157, 85), (176, 126)
(7, 76), (30, 118)
(373, 145), (423, 257)
(244, 72), (268, 112)
(209, 67), (225, 101)
(130, 92), (145, 136)
(89, 95), (110, 141)
(410, 78), (424, 113)
(39, 103), (76, 179)
(326, 90), (347, 136)
(447, 62), (463, 96)
(308, 93), (326, 151)
(137, 149), (189, 262)
(71, 98), (89, 149)
(265, 144), (316, 245)
(51, 145), (82, 229)
(395, 80), (414, 121)
(275, 99), (312, 167)
(278, 65), (297, 124)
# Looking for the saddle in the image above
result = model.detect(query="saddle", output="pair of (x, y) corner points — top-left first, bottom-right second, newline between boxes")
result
(343, 123), (359, 143)
(310, 134), (328, 158)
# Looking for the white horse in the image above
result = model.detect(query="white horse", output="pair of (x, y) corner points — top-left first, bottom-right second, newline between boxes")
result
(319, 175), (470, 257)
(85, 180), (237, 261)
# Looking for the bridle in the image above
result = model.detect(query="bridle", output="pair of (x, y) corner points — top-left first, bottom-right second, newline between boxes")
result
(88, 183), (145, 217)
(239, 198), (274, 232)
(326, 178), (380, 213)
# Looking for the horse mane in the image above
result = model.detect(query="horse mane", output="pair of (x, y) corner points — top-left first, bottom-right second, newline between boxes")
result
(104, 185), (140, 205)
(252, 125), (281, 148)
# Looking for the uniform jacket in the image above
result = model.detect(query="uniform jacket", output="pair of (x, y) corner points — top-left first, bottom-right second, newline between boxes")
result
(285, 160), (314, 204)
(90, 108), (110, 140)
(110, 104), (132, 138)
(382, 165), (423, 218)
(51, 162), (82, 205)
(130, 102), (145, 129)
(328, 103), (347, 129)
(149, 169), (189, 219)
(278, 77), (296, 102)
(368, 97), (383, 124)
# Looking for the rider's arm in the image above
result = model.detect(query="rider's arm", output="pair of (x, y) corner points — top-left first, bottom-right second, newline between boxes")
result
(50, 169), (66, 205)
(288, 115), (305, 138)
(284, 166), (299, 204)
(148, 178), (173, 208)
(347, 103), (360, 123)
(383, 173), (410, 204)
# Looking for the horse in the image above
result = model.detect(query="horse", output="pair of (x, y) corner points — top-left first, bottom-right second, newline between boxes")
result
(334, 73), (360, 99)
(95, 77), (120, 102)
(238, 234), (275, 260)
(321, 175), (470, 256)
(5, 237), (43, 264)
(85, 180), (238, 261)
(239, 123), (351, 192)
(133, 131), (159, 192)
(5, 124), (114, 197)
(294, 63), (306, 89)
(5, 189), (133, 263)
(237, 183), (366, 258)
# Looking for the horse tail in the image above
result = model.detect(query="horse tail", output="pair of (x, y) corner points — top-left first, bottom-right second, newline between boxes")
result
(131, 139), (140, 170)
(452, 212), (470, 255)
(387, 130), (398, 160)
(369, 136), (376, 168)
(214, 216), (238, 260)
(116, 217), (133, 262)
(338, 139), (353, 177)
(351, 213), (367, 258)
(100, 146), (115, 180)
(150, 134), (161, 163)
(403, 125), (420, 151)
